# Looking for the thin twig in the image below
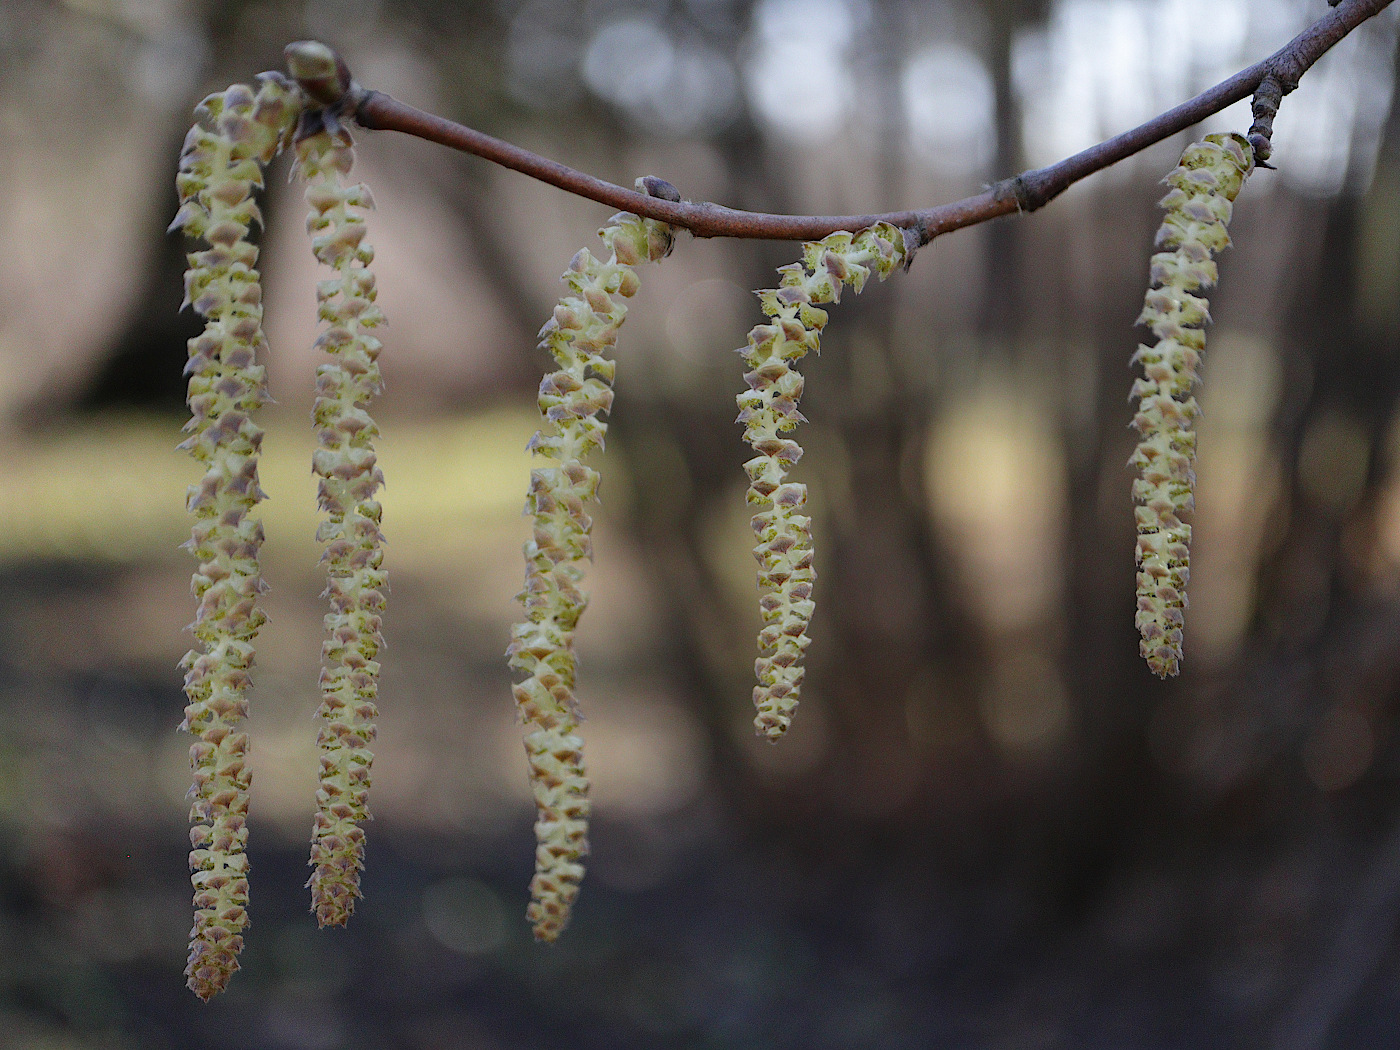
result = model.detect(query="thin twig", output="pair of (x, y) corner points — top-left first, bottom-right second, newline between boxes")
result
(325, 0), (1392, 245)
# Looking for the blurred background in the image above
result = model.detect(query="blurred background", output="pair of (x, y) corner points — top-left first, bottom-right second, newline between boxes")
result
(3, 0), (1400, 1046)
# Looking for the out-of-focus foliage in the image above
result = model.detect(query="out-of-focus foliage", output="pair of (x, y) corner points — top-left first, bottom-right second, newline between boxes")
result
(4, 0), (1400, 1046)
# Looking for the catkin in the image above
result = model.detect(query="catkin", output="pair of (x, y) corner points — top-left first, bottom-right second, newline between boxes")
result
(295, 122), (387, 927)
(1131, 132), (1252, 678)
(171, 74), (302, 1000)
(508, 209), (673, 941)
(737, 223), (905, 740)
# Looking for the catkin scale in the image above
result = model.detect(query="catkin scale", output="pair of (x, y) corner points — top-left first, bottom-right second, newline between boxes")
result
(508, 208), (673, 942)
(1131, 133), (1252, 678)
(172, 74), (302, 1001)
(738, 224), (905, 740)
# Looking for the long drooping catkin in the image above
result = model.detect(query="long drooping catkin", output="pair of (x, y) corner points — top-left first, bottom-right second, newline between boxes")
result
(1131, 132), (1252, 678)
(508, 208), (673, 941)
(294, 116), (387, 928)
(737, 223), (905, 740)
(172, 74), (301, 1001)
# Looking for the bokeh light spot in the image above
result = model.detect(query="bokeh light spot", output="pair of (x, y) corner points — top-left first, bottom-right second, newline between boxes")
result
(422, 877), (508, 956)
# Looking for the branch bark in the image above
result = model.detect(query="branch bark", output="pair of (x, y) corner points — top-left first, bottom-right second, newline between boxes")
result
(333, 0), (1392, 245)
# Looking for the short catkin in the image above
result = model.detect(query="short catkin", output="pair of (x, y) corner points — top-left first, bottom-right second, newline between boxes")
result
(737, 223), (905, 740)
(171, 74), (302, 1000)
(294, 119), (387, 928)
(1131, 132), (1253, 678)
(508, 207), (674, 941)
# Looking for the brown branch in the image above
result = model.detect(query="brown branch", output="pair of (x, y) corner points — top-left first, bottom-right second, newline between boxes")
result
(313, 0), (1391, 246)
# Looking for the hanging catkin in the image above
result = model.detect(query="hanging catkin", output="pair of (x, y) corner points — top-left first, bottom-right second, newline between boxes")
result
(294, 112), (388, 928)
(508, 205), (674, 941)
(1131, 132), (1253, 677)
(172, 73), (302, 1001)
(737, 223), (905, 740)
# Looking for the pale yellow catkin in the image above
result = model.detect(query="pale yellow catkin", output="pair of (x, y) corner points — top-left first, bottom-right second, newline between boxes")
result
(508, 209), (673, 941)
(1131, 132), (1253, 678)
(171, 73), (302, 1001)
(295, 123), (387, 928)
(737, 223), (905, 740)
